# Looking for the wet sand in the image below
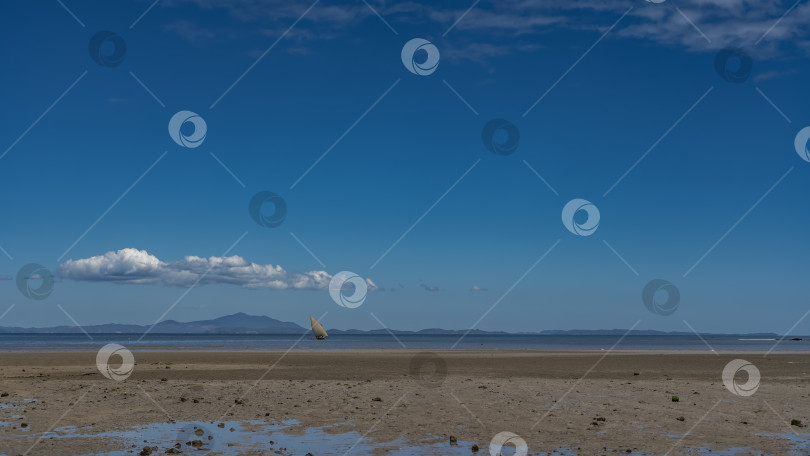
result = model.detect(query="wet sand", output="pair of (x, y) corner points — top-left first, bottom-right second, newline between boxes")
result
(1, 350), (809, 455)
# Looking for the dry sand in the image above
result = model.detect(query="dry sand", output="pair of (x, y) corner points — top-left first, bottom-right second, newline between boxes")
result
(1, 350), (809, 455)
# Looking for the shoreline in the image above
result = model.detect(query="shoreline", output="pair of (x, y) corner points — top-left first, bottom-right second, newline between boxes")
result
(2, 350), (809, 455)
(4, 347), (810, 356)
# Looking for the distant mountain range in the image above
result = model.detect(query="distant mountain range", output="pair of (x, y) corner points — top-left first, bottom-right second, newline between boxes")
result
(0, 312), (785, 337)
(0, 313), (305, 335)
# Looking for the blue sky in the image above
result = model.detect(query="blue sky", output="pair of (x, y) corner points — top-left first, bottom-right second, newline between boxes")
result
(1, 0), (809, 333)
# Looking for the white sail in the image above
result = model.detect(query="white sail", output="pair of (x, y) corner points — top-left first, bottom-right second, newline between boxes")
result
(310, 316), (328, 340)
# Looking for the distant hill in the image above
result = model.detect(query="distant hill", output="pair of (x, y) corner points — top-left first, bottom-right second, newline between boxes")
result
(0, 312), (306, 335)
(537, 329), (782, 337)
(0, 313), (786, 337)
(328, 328), (507, 335)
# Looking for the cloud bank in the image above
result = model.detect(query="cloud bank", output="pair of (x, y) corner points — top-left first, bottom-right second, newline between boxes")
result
(58, 248), (374, 291)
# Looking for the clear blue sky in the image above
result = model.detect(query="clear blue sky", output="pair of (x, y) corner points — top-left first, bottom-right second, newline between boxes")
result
(1, 0), (809, 334)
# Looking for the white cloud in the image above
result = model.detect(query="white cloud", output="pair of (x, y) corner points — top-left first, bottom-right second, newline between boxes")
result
(436, 0), (810, 58)
(164, 0), (810, 60)
(470, 285), (487, 292)
(754, 69), (798, 81)
(58, 248), (342, 290)
(619, 0), (810, 56)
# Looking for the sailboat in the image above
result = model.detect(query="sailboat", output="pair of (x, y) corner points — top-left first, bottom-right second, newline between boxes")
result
(310, 316), (328, 340)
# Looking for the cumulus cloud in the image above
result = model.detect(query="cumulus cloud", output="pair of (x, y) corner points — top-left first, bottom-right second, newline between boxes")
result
(58, 248), (351, 290)
(470, 285), (487, 292)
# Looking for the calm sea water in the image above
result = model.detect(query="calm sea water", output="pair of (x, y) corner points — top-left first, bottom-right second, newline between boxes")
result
(0, 333), (808, 352)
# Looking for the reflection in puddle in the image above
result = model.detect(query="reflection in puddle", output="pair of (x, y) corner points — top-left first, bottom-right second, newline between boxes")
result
(664, 432), (810, 456)
(5, 419), (810, 456)
(759, 432), (810, 455)
(37, 420), (481, 455)
(0, 399), (33, 432)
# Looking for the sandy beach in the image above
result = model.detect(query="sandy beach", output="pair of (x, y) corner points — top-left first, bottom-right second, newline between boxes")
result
(1, 350), (808, 455)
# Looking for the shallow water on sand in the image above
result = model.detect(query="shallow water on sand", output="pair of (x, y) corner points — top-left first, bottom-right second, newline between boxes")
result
(2, 333), (810, 352)
(4, 418), (809, 456)
(12, 419), (483, 455)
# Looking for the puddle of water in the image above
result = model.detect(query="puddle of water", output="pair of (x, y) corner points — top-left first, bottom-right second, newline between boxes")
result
(16, 420), (481, 456)
(759, 432), (810, 455)
(2, 421), (628, 456)
(0, 420), (29, 431)
(4, 420), (809, 456)
(667, 432), (810, 456)
(683, 447), (764, 456)
(0, 399), (34, 410)
(0, 407), (27, 430)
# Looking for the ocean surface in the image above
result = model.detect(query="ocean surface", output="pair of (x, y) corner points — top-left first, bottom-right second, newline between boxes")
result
(0, 333), (808, 352)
